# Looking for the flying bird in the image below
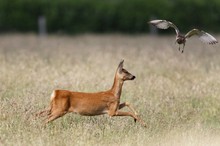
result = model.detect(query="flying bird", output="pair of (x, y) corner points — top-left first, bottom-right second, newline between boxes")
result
(148, 19), (218, 53)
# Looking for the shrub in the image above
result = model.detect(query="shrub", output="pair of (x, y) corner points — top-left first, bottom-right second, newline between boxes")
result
(0, 0), (219, 34)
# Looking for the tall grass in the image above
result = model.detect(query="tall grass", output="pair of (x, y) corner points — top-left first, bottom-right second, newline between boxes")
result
(0, 34), (220, 145)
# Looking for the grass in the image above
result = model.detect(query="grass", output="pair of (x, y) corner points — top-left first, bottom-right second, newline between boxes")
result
(1, 34), (220, 145)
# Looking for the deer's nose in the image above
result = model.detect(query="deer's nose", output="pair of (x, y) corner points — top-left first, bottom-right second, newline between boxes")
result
(131, 76), (136, 80)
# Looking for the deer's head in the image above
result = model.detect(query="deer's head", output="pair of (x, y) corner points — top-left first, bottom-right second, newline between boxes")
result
(116, 60), (135, 81)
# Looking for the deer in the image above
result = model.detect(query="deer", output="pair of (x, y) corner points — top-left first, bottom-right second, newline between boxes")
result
(36, 60), (146, 127)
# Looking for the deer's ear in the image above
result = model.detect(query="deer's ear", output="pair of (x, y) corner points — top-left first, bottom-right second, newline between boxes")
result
(117, 59), (124, 73)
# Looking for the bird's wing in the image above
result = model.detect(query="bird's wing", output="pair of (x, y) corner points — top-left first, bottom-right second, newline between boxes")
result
(185, 29), (218, 44)
(148, 20), (180, 35)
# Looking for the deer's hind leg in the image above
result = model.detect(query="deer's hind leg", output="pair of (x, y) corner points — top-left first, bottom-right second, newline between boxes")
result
(35, 108), (50, 117)
(45, 109), (68, 124)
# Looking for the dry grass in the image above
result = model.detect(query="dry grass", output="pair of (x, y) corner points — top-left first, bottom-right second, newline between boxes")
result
(1, 34), (220, 145)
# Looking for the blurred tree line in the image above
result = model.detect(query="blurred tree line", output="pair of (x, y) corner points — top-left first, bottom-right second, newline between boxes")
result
(0, 0), (219, 34)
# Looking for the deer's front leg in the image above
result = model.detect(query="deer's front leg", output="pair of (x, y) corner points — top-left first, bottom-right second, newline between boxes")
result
(112, 111), (147, 127)
(108, 103), (146, 127)
(119, 102), (138, 115)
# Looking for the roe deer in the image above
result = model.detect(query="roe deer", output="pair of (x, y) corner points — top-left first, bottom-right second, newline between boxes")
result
(36, 60), (146, 127)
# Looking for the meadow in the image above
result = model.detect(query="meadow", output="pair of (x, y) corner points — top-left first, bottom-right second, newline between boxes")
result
(1, 34), (220, 146)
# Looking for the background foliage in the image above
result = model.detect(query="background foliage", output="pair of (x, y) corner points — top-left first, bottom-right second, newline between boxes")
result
(0, 0), (220, 34)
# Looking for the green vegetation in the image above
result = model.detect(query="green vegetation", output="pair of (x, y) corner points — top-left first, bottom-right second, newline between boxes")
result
(0, 0), (220, 33)
(0, 34), (220, 145)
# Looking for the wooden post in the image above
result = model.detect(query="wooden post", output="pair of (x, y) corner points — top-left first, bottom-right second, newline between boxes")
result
(149, 16), (158, 35)
(38, 15), (47, 37)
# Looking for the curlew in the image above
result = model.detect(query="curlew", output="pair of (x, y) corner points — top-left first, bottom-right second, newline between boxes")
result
(149, 19), (218, 53)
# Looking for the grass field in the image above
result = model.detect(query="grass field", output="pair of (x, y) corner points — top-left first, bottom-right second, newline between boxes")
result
(1, 34), (220, 146)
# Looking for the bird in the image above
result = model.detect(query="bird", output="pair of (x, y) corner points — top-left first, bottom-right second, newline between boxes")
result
(148, 19), (218, 53)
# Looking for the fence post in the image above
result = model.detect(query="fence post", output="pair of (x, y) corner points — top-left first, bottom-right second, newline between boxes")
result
(149, 16), (158, 35)
(38, 15), (47, 37)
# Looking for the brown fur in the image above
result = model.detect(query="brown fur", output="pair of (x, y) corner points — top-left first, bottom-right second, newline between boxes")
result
(36, 60), (146, 127)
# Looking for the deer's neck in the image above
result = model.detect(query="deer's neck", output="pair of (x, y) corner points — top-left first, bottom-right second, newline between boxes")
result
(111, 76), (124, 98)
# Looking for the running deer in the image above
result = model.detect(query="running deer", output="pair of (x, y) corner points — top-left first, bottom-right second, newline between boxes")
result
(36, 60), (146, 127)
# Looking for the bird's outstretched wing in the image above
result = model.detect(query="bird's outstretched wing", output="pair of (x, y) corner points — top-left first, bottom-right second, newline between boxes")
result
(185, 29), (218, 44)
(148, 20), (180, 35)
